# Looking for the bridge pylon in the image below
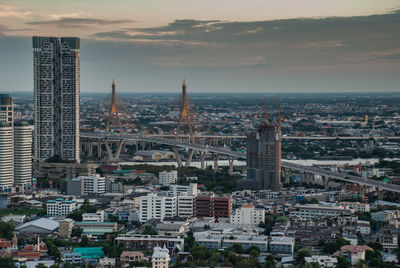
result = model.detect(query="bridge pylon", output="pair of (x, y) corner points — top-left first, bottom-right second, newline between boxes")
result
(174, 79), (196, 167)
(104, 79), (124, 161)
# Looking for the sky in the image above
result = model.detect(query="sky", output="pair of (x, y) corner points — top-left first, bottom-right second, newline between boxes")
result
(0, 0), (399, 93)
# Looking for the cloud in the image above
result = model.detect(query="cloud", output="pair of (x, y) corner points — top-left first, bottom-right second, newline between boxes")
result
(89, 10), (400, 69)
(27, 17), (135, 28)
(0, 5), (31, 19)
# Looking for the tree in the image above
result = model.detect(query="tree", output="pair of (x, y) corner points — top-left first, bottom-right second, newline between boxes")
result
(0, 222), (15, 239)
(203, 224), (211, 230)
(236, 258), (261, 268)
(35, 264), (47, 268)
(0, 257), (17, 268)
(79, 235), (90, 247)
(247, 246), (261, 258)
(142, 225), (157, 235)
(184, 231), (195, 252)
(265, 255), (276, 268)
(191, 245), (207, 264)
(231, 243), (243, 254)
(71, 226), (83, 237)
(295, 249), (311, 266)
(336, 256), (351, 268)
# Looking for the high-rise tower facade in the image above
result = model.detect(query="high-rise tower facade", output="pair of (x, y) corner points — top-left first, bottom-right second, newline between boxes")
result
(246, 114), (282, 190)
(14, 121), (32, 189)
(255, 122), (282, 190)
(0, 122), (13, 191)
(0, 94), (13, 127)
(33, 37), (80, 162)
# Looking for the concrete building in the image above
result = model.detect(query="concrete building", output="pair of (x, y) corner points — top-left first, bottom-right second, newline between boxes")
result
(120, 251), (149, 263)
(62, 252), (82, 265)
(82, 210), (104, 222)
(80, 175), (106, 195)
(14, 121), (32, 189)
(169, 183), (197, 197)
(159, 170), (178, 186)
(290, 204), (352, 220)
(33, 36), (80, 162)
(47, 198), (78, 216)
(194, 193), (232, 218)
(0, 122), (13, 191)
(67, 177), (84, 195)
(59, 218), (74, 237)
(341, 201), (370, 213)
(115, 234), (184, 253)
(152, 246), (170, 268)
(139, 194), (177, 223)
(356, 220), (371, 235)
(230, 204), (265, 225)
(304, 255), (337, 267)
(177, 194), (195, 218)
(379, 227), (398, 252)
(0, 94), (13, 127)
(333, 245), (373, 265)
(246, 119), (282, 190)
(33, 162), (97, 179)
(269, 236), (295, 255)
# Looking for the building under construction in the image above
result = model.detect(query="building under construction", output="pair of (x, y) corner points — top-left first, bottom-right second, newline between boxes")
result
(243, 99), (283, 191)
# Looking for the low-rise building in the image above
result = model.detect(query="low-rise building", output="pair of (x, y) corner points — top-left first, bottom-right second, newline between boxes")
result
(152, 246), (170, 268)
(169, 183), (197, 196)
(159, 170), (178, 186)
(304, 255), (337, 267)
(47, 198), (77, 216)
(379, 227), (398, 252)
(230, 204), (265, 226)
(82, 210), (104, 222)
(356, 220), (370, 235)
(16, 218), (59, 234)
(115, 234), (184, 253)
(333, 245), (373, 265)
(59, 218), (74, 237)
(62, 252), (82, 264)
(341, 201), (370, 213)
(120, 251), (149, 263)
(269, 236), (295, 256)
(371, 210), (400, 222)
(289, 203), (352, 220)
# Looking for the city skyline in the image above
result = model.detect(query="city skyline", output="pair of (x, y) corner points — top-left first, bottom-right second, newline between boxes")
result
(0, 1), (399, 93)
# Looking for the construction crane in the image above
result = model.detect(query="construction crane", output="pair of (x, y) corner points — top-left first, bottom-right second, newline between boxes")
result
(262, 97), (284, 124)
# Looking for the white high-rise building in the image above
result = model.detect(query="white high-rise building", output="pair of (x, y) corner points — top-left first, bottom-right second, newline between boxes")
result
(80, 175), (106, 195)
(139, 194), (177, 223)
(169, 183), (197, 197)
(33, 37), (80, 163)
(230, 204), (265, 225)
(0, 122), (13, 191)
(177, 194), (195, 218)
(159, 171), (178, 186)
(14, 121), (32, 189)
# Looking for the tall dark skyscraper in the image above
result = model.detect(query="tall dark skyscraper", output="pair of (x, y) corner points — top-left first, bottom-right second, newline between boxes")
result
(33, 37), (80, 163)
(246, 119), (282, 191)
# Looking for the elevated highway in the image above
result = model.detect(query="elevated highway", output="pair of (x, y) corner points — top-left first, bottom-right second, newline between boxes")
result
(81, 132), (400, 193)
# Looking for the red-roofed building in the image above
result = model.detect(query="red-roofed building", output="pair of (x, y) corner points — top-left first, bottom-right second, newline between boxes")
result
(333, 245), (373, 265)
